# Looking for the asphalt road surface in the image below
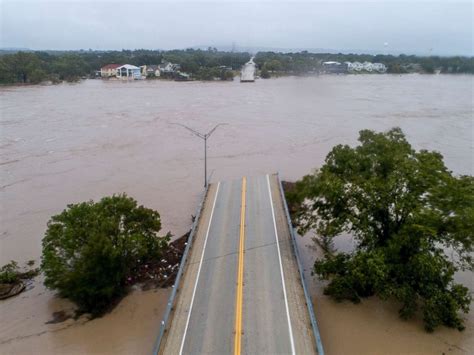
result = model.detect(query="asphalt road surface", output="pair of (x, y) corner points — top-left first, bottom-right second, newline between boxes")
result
(240, 58), (256, 82)
(161, 174), (316, 355)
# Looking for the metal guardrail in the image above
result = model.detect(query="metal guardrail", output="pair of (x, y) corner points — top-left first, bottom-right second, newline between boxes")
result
(152, 185), (210, 355)
(277, 173), (325, 355)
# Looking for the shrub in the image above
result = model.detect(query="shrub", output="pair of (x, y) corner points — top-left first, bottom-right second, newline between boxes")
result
(0, 261), (20, 284)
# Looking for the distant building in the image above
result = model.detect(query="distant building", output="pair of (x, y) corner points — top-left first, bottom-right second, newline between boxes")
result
(348, 61), (364, 71)
(322, 61), (347, 74)
(175, 71), (191, 81)
(362, 61), (374, 72)
(159, 61), (181, 75)
(140, 65), (161, 77)
(100, 64), (122, 77)
(403, 63), (423, 73)
(371, 63), (387, 73)
(116, 64), (142, 80)
(346, 61), (386, 73)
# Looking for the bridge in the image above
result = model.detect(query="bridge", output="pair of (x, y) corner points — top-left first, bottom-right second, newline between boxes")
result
(240, 58), (256, 82)
(155, 174), (323, 354)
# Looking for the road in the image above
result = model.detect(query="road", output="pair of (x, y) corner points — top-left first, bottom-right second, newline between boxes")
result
(240, 57), (256, 82)
(160, 174), (316, 354)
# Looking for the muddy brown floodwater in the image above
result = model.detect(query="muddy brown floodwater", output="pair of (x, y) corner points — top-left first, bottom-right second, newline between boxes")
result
(1, 75), (473, 354)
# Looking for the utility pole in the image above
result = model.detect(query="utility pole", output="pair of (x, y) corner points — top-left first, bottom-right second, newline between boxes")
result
(173, 123), (226, 188)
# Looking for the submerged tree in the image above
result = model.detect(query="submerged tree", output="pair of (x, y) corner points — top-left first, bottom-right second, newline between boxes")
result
(41, 194), (170, 315)
(287, 128), (473, 332)
(260, 67), (271, 79)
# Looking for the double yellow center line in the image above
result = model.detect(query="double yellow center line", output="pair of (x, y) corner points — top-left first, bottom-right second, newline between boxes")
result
(234, 177), (246, 355)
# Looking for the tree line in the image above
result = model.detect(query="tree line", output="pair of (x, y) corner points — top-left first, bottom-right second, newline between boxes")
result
(0, 48), (473, 84)
(0, 48), (250, 84)
(255, 51), (474, 75)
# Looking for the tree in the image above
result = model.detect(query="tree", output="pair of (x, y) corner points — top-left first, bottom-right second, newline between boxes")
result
(260, 66), (270, 79)
(51, 54), (89, 81)
(219, 68), (234, 81)
(387, 63), (407, 74)
(265, 59), (283, 72)
(0, 261), (20, 284)
(287, 128), (473, 332)
(0, 52), (47, 84)
(41, 194), (170, 315)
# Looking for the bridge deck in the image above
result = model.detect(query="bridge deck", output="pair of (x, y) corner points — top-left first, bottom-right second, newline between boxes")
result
(160, 174), (317, 354)
(240, 58), (256, 82)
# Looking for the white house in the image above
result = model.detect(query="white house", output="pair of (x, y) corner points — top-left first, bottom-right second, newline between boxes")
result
(159, 61), (180, 74)
(362, 61), (374, 72)
(372, 63), (387, 73)
(349, 61), (364, 71)
(345, 61), (386, 73)
(116, 64), (142, 80)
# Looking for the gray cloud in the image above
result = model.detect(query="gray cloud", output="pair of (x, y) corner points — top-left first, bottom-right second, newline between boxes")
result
(1, 1), (472, 55)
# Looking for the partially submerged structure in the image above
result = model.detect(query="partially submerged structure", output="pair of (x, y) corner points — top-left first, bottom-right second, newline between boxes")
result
(346, 61), (387, 73)
(174, 71), (191, 81)
(100, 63), (142, 79)
(116, 64), (142, 79)
(322, 61), (387, 74)
(159, 61), (181, 76)
(240, 58), (256, 82)
(322, 61), (348, 74)
(141, 64), (161, 77)
(100, 63), (122, 78)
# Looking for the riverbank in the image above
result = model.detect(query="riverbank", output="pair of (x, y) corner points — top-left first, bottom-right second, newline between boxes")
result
(1, 71), (472, 88)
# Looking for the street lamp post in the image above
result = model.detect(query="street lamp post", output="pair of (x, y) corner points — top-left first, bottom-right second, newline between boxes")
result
(173, 123), (226, 188)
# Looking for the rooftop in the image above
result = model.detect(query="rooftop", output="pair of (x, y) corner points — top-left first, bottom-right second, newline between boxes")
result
(101, 63), (122, 70)
(117, 64), (140, 70)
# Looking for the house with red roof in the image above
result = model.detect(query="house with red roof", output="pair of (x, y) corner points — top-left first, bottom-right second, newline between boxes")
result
(100, 64), (122, 78)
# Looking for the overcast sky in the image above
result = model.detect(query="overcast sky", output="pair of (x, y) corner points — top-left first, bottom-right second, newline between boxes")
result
(1, 0), (472, 56)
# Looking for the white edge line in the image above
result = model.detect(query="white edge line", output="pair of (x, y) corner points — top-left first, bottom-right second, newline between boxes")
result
(179, 182), (221, 355)
(266, 174), (296, 355)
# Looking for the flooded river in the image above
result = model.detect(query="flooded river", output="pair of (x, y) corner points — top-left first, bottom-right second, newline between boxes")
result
(1, 75), (473, 354)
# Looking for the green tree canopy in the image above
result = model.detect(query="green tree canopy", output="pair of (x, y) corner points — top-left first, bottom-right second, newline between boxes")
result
(41, 194), (170, 314)
(287, 128), (473, 331)
(260, 67), (271, 79)
(1, 50), (472, 84)
(0, 52), (46, 83)
(51, 54), (89, 81)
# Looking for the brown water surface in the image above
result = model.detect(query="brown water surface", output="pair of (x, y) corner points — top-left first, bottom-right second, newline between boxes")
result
(1, 75), (473, 354)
